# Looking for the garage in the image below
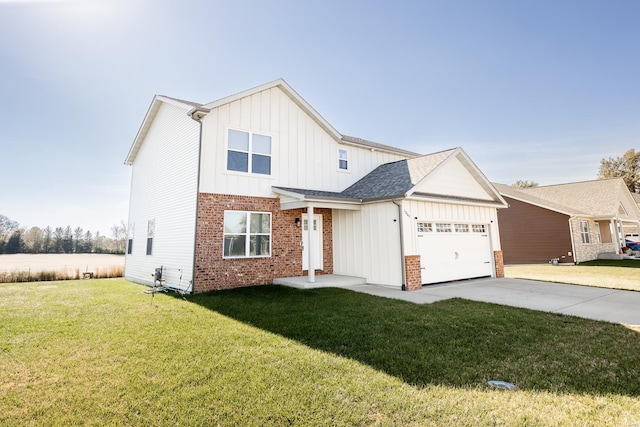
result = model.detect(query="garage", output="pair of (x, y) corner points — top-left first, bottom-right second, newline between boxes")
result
(417, 222), (493, 285)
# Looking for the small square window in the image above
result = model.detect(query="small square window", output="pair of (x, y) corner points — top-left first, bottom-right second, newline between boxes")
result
(472, 224), (486, 233)
(455, 224), (469, 233)
(417, 222), (432, 232)
(436, 223), (452, 233)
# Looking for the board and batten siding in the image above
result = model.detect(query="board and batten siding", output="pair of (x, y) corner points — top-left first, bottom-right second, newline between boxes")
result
(333, 202), (403, 287)
(413, 156), (495, 201)
(125, 102), (200, 290)
(198, 86), (407, 198)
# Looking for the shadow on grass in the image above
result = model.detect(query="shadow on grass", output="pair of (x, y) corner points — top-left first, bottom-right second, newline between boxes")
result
(187, 285), (640, 396)
(579, 260), (640, 268)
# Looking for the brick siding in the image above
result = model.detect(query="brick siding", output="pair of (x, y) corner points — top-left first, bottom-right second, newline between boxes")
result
(493, 250), (504, 278)
(404, 255), (422, 291)
(193, 193), (332, 292)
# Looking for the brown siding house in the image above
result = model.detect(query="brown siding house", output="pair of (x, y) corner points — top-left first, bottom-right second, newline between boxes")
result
(498, 196), (574, 264)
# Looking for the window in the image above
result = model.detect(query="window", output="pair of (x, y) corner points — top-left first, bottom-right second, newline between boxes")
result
(338, 149), (348, 171)
(146, 219), (155, 256)
(417, 222), (432, 233)
(223, 211), (271, 258)
(436, 223), (452, 233)
(227, 129), (271, 175)
(454, 224), (469, 233)
(579, 220), (590, 244)
(472, 224), (486, 233)
(127, 223), (134, 255)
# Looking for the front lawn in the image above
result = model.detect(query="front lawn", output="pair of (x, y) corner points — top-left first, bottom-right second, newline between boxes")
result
(2, 279), (639, 426)
(505, 261), (640, 291)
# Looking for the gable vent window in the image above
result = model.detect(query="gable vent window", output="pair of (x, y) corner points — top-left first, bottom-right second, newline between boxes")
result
(227, 129), (271, 175)
(338, 149), (349, 171)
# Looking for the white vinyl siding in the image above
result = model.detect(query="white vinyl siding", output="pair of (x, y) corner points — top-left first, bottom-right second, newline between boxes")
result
(124, 102), (200, 291)
(198, 86), (408, 197)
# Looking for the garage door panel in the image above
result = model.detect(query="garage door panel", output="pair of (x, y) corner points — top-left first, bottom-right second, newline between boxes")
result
(418, 223), (492, 285)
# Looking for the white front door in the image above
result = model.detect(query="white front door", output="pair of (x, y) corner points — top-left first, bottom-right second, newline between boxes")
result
(302, 214), (323, 270)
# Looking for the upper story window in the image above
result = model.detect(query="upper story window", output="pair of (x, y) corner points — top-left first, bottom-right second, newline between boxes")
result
(338, 149), (348, 171)
(227, 129), (271, 175)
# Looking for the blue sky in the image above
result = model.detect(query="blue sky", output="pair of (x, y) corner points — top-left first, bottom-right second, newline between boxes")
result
(1, 0), (638, 235)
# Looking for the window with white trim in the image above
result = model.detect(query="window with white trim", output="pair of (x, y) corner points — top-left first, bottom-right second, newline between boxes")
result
(338, 149), (349, 171)
(146, 219), (154, 256)
(454, 224), (469, 233)
(223, 211), (271, 258)
(226, 129), (271, 175)
(127, 223), (134, 255)
(472, 224), (486, 233)
(579, 220), (590, 244)
(417, 222), (432, 232)
(436, 223), (452, 233)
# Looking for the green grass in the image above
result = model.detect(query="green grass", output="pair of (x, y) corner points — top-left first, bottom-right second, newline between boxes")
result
(2, 279), (640, 426)
(505, 261), (640, 291)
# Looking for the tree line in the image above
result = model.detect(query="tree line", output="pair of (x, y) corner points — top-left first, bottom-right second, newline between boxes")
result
(512, 149), (640, 193)
(0, 215), (127, 255)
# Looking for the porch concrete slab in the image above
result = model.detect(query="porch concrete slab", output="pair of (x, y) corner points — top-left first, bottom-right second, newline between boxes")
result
(346, 278), (640, 326)
(274, 274), (366, 289)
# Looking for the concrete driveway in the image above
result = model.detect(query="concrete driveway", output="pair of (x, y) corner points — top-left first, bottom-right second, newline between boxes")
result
(349, 278), (640, 326)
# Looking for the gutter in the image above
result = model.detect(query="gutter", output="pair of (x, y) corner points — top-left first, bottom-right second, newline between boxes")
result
(392, 199), (406, 291)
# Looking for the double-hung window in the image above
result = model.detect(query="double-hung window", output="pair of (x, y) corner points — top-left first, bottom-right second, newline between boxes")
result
(223, 211), (272, 258)
(338, 149), (348, 171)
(227, 129), (271, 175)
(579, 220), (590, 244)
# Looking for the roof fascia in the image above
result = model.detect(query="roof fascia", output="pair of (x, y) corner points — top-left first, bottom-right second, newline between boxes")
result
(502, 193), (576, 216)
(125, 95), (194, 165)
(200, 78), (343, 142)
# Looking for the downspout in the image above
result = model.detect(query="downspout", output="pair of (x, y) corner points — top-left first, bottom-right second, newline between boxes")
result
(392, 199), (406, 291)
(189, 111), (206, 294)
(568, 218), (577, 264)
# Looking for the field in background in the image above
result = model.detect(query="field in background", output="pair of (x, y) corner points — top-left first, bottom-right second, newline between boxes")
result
(0, 254), (124, 282)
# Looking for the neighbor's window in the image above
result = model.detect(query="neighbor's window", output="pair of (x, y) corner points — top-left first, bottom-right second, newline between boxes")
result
(146, 219), (155, 256)
(223, 211), (271, 258)
(579, 220), (590, 244)
(227, 129), (271, 175)
(338, 149), (349, 171)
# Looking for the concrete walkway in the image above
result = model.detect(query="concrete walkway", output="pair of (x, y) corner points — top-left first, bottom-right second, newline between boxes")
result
(347, 278), (640, 326)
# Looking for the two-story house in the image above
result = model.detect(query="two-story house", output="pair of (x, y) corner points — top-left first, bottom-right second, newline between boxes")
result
(124, 79), (507, 293)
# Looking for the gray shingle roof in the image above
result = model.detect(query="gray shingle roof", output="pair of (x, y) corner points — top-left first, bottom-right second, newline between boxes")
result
(275, 148), (459, 202)
(494, 179), (639, 218)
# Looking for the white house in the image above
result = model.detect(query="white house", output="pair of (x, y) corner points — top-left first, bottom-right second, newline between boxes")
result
(124, 79), (507, 293)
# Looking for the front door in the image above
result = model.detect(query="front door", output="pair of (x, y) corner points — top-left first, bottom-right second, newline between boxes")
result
(302, 214), (323, 270)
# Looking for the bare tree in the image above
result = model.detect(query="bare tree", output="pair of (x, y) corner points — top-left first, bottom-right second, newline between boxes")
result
(43, 226), (52, 253)
(0, 214), (19, 244)
(24, 227), (44, 253)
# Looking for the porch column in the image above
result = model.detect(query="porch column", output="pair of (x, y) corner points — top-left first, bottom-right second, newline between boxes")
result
(307, 205), (315, 283)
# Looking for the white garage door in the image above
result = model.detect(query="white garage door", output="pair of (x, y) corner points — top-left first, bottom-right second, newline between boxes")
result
(417, 222), (493, 285)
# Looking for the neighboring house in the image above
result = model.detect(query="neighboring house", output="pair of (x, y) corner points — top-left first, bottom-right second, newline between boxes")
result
(495, 179), (640, 264)
(124, 79), (507, 293)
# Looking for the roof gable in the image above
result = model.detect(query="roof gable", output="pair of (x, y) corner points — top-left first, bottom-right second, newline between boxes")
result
(494, 178), (640, 219)
(277, 147), (507, 207)
(125, 95), (201, 165)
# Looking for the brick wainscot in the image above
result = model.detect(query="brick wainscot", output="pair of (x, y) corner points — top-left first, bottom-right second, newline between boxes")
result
(193, 193), (332, 292)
